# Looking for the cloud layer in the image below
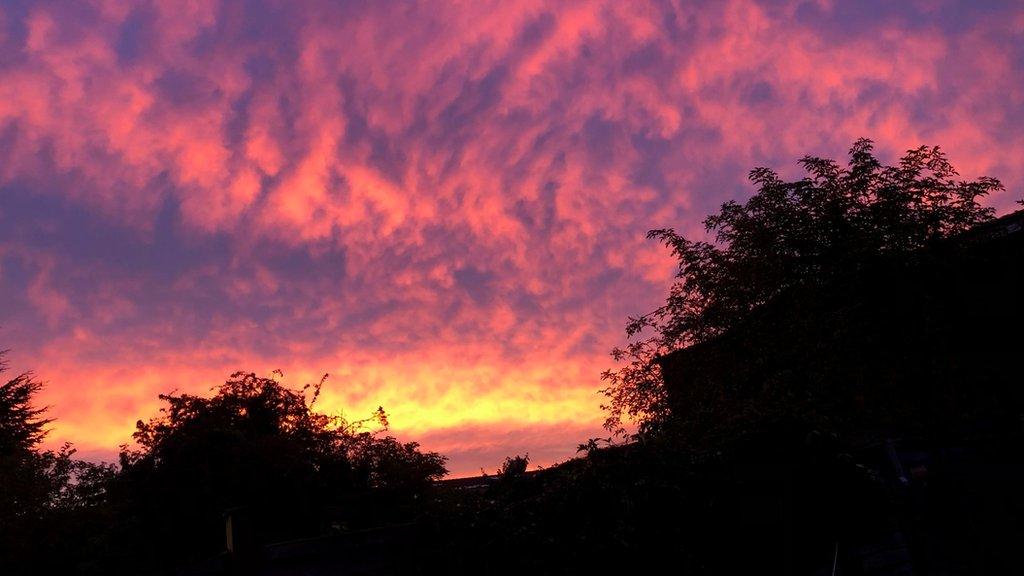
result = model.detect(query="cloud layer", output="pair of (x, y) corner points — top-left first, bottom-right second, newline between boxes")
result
(1, 0), (1022, 475)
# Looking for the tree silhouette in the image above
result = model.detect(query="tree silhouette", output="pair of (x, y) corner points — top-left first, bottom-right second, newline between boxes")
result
(0, 351), (114, 574)
(602, 139), (1004, 433)
(109, 371), (446, 568)
(0, 355), (54, 564)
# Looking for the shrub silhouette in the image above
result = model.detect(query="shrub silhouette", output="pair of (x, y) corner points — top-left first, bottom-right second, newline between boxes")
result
(498, 454), (529, 479)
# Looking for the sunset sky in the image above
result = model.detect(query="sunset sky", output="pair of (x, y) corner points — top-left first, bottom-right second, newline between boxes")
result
(1, 0), (1022, 476)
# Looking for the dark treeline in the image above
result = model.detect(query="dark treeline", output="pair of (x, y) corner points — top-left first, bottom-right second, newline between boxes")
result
(2, 140), (1022, 574)
(0, 366), (447, 574)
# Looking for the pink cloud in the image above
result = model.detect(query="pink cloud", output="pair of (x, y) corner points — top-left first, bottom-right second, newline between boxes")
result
(0, 0), (1021, 473)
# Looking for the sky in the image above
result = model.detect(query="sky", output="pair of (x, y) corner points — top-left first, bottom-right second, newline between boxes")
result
(0, 0), (1022, 476)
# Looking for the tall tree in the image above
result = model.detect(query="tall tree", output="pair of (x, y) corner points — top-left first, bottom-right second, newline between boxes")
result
(0, 355), (53, 529)
(602, 139), (1004, 433)
(0, 352), (114, 574)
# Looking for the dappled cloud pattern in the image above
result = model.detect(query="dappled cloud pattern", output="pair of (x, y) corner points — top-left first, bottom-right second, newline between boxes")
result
(1, 0), (1022, 474)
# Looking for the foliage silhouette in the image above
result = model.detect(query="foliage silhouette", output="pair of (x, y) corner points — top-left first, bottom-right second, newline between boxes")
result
(105, 370), (446, 571)
(602, 139), (1004, 433)
(498, 453), (529, 479)
(0, 351), (115, 574)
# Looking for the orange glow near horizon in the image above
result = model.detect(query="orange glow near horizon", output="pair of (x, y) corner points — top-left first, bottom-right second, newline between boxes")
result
(33, 349), (611, 477)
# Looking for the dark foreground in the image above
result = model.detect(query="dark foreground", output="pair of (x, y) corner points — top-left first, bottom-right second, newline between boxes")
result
(170, 212), (1024, 574)
(4, 209), (1023, 574)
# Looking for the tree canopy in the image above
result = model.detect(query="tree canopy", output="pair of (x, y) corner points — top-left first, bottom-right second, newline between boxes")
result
(112, 371), (447, 565)
(601, 139), (1004, 432)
